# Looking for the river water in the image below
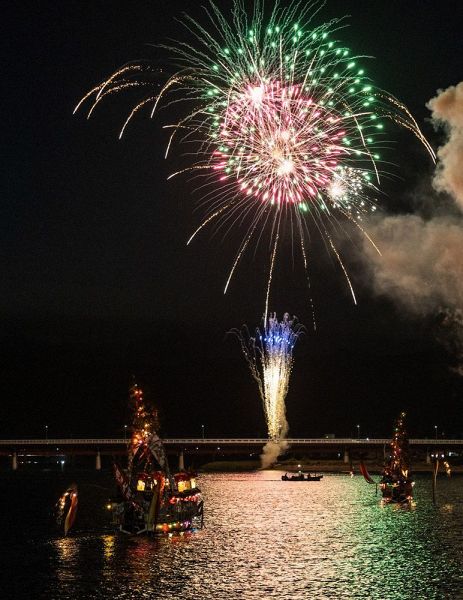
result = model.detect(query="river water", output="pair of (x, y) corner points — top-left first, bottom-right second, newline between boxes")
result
(1, 470), (462, 599)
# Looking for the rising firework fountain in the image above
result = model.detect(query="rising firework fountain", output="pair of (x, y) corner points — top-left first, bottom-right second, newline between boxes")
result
(233, 313), (303, 467)
(108, 381), (204, 535)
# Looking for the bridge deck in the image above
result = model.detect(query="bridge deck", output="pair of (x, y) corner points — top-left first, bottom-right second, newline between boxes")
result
(0, 438), (461, 446)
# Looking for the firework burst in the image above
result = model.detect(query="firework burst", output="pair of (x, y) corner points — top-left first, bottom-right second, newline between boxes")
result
(76, 1), (435, 313)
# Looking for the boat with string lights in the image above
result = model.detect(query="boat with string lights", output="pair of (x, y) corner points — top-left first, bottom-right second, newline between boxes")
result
(380, 412), (414, 504)
(107, 381), (204, 535)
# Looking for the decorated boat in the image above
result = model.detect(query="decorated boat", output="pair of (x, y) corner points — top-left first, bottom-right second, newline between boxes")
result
(380, 412), (413, 504)
(108, 381), (203, 535)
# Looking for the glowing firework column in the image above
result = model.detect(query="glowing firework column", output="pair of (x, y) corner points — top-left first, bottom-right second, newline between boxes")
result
(235, 313), (302, 466)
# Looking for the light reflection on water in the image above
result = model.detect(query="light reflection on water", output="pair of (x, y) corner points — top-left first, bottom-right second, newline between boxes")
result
(4, 472), (463, 599)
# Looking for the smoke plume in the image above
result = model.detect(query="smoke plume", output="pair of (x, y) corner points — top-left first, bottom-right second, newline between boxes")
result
(361, 82), (463, 372)
(260, 416), (289, 468)
(363, 215), (463, 371)
(363, 215), (463, 314)
(260, 438), (289, 469)
(427, 82), (463, 209)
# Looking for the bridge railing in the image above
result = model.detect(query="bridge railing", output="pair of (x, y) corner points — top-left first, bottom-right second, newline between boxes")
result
(0, 438), (462, 446)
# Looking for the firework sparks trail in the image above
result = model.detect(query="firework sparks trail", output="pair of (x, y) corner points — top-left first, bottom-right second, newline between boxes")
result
(232, 312), (303, 466)
(76, 1), (435, 307)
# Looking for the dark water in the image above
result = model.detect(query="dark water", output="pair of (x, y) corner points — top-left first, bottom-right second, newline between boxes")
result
(1, 470), (463, 599)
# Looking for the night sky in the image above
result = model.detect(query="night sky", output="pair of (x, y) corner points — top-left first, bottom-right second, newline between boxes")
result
(3, 1), (463, 439)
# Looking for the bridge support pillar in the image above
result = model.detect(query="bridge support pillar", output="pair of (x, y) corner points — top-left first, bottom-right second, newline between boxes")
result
(426, 449), (431, 464)
(12, 452), (18, 471)
(343, 449), (349, 464)
(179, 450), (185, 471)
(96, 451), (101, 470)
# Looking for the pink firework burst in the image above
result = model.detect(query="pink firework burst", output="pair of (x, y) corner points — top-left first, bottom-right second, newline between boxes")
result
(216, 81), (347, 205)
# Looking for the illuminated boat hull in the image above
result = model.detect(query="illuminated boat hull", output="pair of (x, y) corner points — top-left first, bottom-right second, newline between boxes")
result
(380, 480), (413, 504)
(109, 464), (204, 535)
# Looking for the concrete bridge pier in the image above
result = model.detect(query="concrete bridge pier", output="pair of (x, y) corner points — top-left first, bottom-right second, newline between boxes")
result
(96, 451), (101, 470)
(179, 450), (185, 471)
(426, 449), (431, 464)
(343, 448), (350, 464)
(12, 452), (18, 471)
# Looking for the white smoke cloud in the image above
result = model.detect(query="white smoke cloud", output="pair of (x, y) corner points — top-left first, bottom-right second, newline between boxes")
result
(260, 417), (289, 468)
(260, 438), (289, 468)
(360, 82), (463, 373)
(363, 215), (463, 314)
(427, 82), (463, 209)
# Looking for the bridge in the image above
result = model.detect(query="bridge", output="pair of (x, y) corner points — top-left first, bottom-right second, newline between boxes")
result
(1, 438), (461, 470)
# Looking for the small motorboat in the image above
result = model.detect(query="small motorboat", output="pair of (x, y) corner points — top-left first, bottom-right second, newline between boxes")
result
(281, 471), (323, 482)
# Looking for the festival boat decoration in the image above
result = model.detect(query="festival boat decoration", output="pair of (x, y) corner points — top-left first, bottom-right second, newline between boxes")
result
(358, 459), (379, 495)
(359, 460), (375, 485)
(55, 483), (78, 536)
(108, 381), (204, 535)
(380, 412), (414, 504)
